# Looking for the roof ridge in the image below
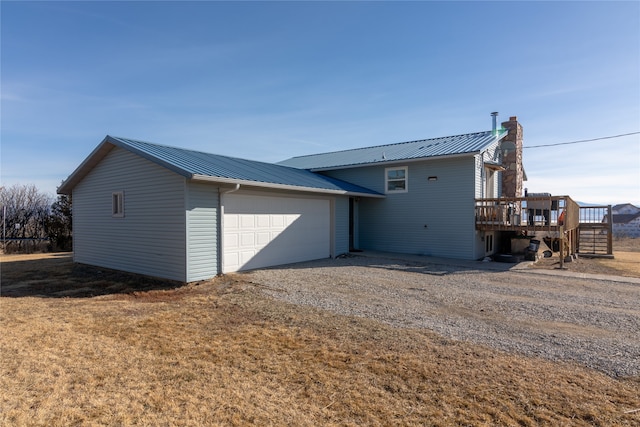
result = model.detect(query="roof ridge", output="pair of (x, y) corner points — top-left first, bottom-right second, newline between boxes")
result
(285, 130), (494, 161)
(58, 135), (383, 197)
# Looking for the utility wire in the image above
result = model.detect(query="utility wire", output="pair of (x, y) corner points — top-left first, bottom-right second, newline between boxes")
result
(523, 131), (640, 149)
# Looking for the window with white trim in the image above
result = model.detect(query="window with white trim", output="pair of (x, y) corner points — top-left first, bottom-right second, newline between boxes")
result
(385, 166), (408, 193)
(485, 233), (494, 254)
(112, 191), (124, 217)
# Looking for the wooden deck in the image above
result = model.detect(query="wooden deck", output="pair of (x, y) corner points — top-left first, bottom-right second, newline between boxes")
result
(475, 196), (579, 233)
(475, 196), (613, 262)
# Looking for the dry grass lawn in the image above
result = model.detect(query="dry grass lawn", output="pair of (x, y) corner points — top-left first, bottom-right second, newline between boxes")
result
(532, 236), (640, 278)
(1, 244), (639, 426)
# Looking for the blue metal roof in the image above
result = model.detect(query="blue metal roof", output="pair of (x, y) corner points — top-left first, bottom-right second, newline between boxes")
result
(58, 136), (382, 197)
(278, 130), (507, 170)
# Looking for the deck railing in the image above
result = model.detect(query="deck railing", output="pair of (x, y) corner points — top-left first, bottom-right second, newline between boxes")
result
(475, 197), (614, 261)
(577, 205), (613, 256)
(475, 195), (580, 232)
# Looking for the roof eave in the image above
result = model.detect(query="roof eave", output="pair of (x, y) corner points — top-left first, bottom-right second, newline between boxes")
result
(190, 175), (385, 198)
(307, 151), (482, 172)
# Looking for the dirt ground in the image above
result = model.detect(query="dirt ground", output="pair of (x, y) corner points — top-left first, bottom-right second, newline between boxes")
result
(530, 236), (640, 278)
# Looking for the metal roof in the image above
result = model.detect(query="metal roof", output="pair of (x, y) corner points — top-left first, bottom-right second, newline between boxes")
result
(613, 213), (640, 224)
(278, 130), (507, 170)
(57, 136), (383, 197)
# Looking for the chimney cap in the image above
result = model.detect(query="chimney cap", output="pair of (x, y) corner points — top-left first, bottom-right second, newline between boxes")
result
(491, 111), (498, 116)
(509, 116), (518, 121)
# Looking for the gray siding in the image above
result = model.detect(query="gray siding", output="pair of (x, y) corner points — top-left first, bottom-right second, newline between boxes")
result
(475, 146), (502, 199)
(333, 196), (350, 255)
(323, 156), (479, 259)
(186, 182), (219, 281)
(73, 147), (188, 281)
(474, 156), (483, 198)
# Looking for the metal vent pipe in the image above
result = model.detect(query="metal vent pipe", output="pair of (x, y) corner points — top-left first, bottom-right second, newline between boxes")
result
(491, 112), (498, 135)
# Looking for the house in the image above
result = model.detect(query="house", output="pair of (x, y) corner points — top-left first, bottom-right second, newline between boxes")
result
(611, 203), (640, 237)
(58, 115), (525, 282)
(57, 137), (381, 282)
(280, 115), (525, 260)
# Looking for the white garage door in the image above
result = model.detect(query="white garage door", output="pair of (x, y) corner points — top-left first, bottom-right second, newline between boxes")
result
(223, 193), (331, 272)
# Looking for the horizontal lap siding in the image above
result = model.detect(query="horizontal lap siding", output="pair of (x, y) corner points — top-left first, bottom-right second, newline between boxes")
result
(324, 157), (477, 259)
(333, 196), (349, 255)
(73, 147), (187, 281)
(475, 156), (483, 198)
(186, 182), (219, 281)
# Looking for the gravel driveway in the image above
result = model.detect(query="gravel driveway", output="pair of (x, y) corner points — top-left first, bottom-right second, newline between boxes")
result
(245, 253), (640, 378)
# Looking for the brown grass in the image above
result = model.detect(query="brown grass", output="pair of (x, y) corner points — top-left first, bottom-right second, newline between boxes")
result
(1, 250), (639, 426)
(531, 236), (640, 278)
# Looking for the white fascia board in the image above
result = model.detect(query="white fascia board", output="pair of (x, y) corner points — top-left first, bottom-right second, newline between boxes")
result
(190, 175), (385, 198)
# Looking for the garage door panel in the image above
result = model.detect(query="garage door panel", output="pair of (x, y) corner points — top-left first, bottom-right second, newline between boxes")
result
(240, 215), (255, 228)
(256, 232), (271, 246)
(285, 214), (299, 226)
(240, 232), (255, 247)
(271, 215), (284, 227)
(225, 215), (239, 229)
(257, 216), (270, 228)
(224, 233), (239, 248)
(240, 250), (255, 266)
(223, 194), (330, 272)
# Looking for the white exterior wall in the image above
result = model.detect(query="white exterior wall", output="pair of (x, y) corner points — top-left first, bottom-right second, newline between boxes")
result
(72, 147), (188, 281)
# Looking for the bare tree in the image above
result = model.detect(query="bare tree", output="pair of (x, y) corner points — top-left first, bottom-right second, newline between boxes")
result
(1, 184), (53, 252)
(47, 193), (72, 251)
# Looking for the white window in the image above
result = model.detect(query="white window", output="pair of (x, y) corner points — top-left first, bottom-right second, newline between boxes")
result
(385, 166), (408, 193)
(112, 191), (124, 217)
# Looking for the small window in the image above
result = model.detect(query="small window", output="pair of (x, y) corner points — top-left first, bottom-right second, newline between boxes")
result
(112, 192), (124, 217)
(385, 167), (408, 193)
(485, 233), (494, 254)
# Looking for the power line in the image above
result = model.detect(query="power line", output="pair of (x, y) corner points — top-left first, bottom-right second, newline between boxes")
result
(523, 131), (640, 149)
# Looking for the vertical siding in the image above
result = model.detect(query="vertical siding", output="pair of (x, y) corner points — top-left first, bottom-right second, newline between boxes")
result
(333, 196), (349, 255)
(73, 147), (187, 281)
(324, 156), (478, 259)
(186, 182), (219, 282)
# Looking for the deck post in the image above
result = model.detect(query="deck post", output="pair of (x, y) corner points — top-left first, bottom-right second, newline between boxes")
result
(607, 204), (613, 255)
(559, 226), (565, 269)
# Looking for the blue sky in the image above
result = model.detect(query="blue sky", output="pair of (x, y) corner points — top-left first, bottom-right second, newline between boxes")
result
(2, 1), (639, 205)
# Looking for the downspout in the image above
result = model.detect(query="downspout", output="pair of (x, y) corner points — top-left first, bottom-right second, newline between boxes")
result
(217, 184), (240, 274)
(221, 183), (241, 195)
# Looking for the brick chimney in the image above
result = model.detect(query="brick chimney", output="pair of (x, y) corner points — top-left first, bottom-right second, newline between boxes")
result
(500, 116), (524, 198)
